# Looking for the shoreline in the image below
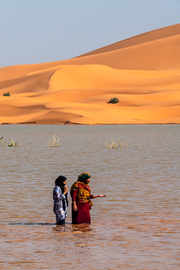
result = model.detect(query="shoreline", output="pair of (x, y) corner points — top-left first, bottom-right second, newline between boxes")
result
(1, 122), (180, 126)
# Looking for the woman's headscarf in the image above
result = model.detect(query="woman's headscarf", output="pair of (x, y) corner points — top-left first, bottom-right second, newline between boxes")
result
(55, 175), (67, 193)
(55, 175), (68, 208)
(78, 172), (91, 184)
(70, 172), (91, 198)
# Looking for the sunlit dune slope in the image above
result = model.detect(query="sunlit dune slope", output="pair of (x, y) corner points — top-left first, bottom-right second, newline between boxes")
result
(0, 24), (180, 124)
(76, 23), (180, 58)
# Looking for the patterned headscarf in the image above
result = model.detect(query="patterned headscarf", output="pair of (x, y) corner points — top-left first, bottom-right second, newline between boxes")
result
(78, 172), (91, 183)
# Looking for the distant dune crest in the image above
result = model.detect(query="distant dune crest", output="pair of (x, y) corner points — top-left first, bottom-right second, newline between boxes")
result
(0, 23), (180, 124)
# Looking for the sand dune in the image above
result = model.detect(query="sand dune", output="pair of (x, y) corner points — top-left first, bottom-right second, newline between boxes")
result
(0, 23), (180, 124)
(76, 23), (180, 58)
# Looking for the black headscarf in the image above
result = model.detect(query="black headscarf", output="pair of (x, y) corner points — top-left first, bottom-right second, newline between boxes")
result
(55, 175), (68, 209)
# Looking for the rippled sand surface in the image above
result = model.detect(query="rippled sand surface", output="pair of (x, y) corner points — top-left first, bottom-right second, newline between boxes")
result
(0, 125), (180, 269)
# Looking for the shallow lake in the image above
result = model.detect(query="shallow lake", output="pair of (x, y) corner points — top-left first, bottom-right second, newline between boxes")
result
(0, 124), (180, 269)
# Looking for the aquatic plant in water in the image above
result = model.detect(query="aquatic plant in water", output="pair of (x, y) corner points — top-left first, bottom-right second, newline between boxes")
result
(106, 138), (125, 149)
(0, 137), (6, 146)
(46, 134), (60, 147)
(8, 139), (19, 147)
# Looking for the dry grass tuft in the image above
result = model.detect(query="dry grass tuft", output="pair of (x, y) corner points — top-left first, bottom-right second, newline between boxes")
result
(46, 134), (60, 147)
(0, 137), (6, 146)
(106, 138), (125, 149)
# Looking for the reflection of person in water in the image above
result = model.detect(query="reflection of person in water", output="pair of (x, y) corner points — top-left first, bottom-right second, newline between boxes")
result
(53, 175), (68, 225)
(70, 172), (106, 224)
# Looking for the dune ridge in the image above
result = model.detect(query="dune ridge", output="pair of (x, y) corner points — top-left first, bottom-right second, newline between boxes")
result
(76, 23), (180, 58)
(0, 23), (180, 125)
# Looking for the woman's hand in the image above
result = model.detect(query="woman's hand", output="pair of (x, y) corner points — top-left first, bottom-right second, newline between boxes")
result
(92, 194), (106, 198)
(63, 186), (68, 195)
(73, 201), (78, 212)
(99, 194), (106, 198)
(73, 204), (78, 212)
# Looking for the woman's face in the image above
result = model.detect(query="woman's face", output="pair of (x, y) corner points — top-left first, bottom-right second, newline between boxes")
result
(63, 180), (66, 185)
(86, 178), (91, 184)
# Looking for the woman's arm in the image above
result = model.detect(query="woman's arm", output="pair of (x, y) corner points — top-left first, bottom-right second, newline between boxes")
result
(72, 189), (78, 212)
(90, 194), (106, 199)
(53, 186), (66, 201)
(63, 186), (68, 195)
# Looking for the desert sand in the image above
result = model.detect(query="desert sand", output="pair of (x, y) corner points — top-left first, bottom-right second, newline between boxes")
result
(0, 23), (180, 125)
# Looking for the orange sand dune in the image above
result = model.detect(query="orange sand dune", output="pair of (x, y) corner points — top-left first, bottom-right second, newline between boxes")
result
(77, 23), (180, 58)
(0, 23), (180, 125)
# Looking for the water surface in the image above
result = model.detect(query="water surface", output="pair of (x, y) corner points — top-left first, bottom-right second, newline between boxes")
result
(0, 125), (180, 269)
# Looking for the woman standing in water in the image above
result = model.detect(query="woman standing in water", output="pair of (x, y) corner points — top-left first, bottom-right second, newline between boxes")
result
(70, 172), (106, 224)
(53, 175), (68, 225)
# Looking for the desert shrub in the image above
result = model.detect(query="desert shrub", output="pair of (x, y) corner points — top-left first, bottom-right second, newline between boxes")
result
(108, 97), (119, 104)
(46, 134), (60, 147)
(3, 92), (10, 96)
